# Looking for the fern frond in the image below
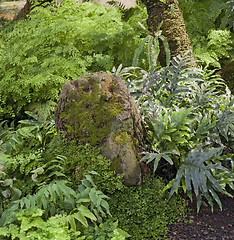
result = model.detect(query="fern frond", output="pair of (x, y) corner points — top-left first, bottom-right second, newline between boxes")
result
(169, 148), (230, 212)
(59, 204), (97, 231)
(112, 64), (139, 78)
(140, 150), (177, 172)
(132, 35), (150, 67)
(0, 180), (76, 226)
(107, 0), (126, 9)
(77, 172), (111, 222)
(158, 35), (170, 66)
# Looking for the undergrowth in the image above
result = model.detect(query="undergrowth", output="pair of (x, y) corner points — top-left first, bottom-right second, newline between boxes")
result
(119, 48), (233, 212)
(179, 0), (234, 68)
(43, 134), (124, 194)
(109, 177), (188, 240)
(0, 0), (146, 119)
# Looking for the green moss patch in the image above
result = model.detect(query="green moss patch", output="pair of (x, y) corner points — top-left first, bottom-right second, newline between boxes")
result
(109, 177), (188, 239)
(61, 75), (123, 146)
(114, 132), (129, 145)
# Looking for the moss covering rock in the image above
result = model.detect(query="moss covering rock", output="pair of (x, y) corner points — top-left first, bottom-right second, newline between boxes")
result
(55, 72), (143, 186)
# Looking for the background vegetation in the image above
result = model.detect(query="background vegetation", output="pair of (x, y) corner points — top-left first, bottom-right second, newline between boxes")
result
(0, 0), (233, 239)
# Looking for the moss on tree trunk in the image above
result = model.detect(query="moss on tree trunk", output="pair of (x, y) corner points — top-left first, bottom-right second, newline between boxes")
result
(141, 0), (195, 66)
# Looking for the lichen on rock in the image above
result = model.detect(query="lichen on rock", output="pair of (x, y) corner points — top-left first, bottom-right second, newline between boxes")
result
(55, 72), (143, 186)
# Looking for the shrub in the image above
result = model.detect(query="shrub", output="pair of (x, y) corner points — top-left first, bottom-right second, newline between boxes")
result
(0, 0), (145, 119)
(122, 49), (234, 212)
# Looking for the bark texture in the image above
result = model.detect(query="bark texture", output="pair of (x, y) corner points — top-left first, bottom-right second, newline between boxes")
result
(14, 0), (53, 20)
(141, 0), (195, 66)
(219, 59), (234, 94)
(14, 0), (31, 20)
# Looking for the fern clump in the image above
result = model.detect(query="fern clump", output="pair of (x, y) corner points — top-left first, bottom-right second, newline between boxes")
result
(178, 0), (234, 68)
(194, 29), (233, 68)
(122, 49), (233, 212)
(0, 0), (145, 119)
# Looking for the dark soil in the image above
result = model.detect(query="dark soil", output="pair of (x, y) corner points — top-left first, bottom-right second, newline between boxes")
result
(166, 193), (234, 240)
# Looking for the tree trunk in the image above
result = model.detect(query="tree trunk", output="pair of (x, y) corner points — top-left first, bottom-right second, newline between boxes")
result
(14, 0), (53, 20)
(14, 0), (31, 20)
(141, 0), (195, 66)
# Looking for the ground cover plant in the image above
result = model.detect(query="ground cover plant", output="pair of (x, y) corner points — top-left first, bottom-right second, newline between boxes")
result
(0, 0), (233, 239)
(0, 112), (188, 239)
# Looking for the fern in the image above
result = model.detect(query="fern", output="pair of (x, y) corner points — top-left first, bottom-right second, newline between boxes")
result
(112, 64), (139, 78)
(194, 30), (233, 68)
(168, 148), (231, 212)
(0, 0), (145, 119)
(0, 120), (15, 152)
(107, 0), (127, 9)
(0, 180), (68, 226)
(212, 107), (234, 142)
(3, 111), (56, 155)
(0, 207), (85, 239)
(0, 171), (111, 232)
(140, 150), (177, 173)
(59, 203), (97, 231)
(31, 155), (67, 183)
(221, 0), (234, 31)
(132, 22), (170, 69)
(178, 0), (233, 68)
(129, 49), (203, 109)
(77, 172), (111, 222)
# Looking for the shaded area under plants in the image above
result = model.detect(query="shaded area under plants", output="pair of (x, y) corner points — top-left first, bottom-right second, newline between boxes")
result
(167, 191), (234, 240)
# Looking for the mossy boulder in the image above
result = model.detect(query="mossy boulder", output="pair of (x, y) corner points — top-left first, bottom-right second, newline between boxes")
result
(55, 72), (143, 186)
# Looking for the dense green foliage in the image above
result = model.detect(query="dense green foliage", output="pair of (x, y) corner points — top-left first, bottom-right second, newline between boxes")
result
(0, 112), (187, 239)
(0, 123), (129, 239)
(0, 0), (233, 238)
(179, 0), (234, 68)
(123, 50), (234, 212)
(0, 0), (146, 119)
(109, 177), (187, 240)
